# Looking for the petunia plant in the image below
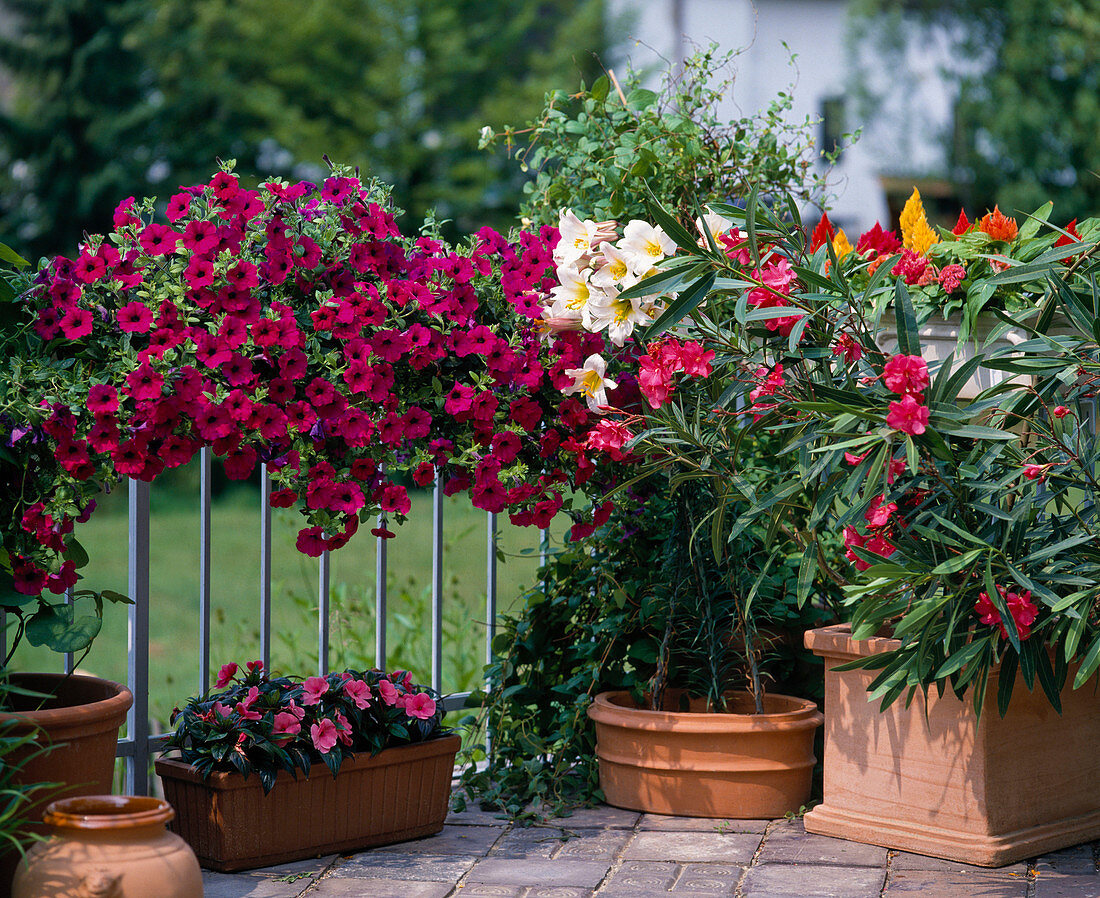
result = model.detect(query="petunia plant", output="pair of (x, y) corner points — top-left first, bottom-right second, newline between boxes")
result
(165, 660), (445, 793)
(0, 164), (632, 665)
(558, 191), (1100, 716)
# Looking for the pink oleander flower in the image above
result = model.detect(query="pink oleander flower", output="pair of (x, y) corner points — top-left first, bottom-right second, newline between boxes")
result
(864, 495), (897, 528)
(883, 354), (929, 396)
(887, 394), (930, 436)
(301, 676), (329, 706)
(1053, 406), (1070, 419)
(975, 586), (1039, 640)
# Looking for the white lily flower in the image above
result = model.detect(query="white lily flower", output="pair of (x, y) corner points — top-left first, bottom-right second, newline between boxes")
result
(618, 220), (676, 271)
(587, 290), (653, 347)
(547, 265), (591, 320)
(696, 211), (733, 247)
(589, 242), (638, 291)
(563, 353), (618, 413)
(554, 209), (600, 267)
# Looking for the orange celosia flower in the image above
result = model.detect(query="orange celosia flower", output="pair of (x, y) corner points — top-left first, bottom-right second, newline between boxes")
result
(899, 188), (939, 255)
(977, 205), (1018, 242)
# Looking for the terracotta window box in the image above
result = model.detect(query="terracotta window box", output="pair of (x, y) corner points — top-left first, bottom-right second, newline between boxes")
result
(156, 733), (460, 872)
(804, 624), (1100, 866)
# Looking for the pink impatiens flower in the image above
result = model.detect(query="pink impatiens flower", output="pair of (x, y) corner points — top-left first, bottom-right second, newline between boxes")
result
(886, 394), (930, 436)
(272, 711), (302, 741)
(215, 662), (238, 688)
(377, 678), (399, 706)
(310, 718), (338, 753)
(403, 692), (437, 720)
(301, 676), (329, 706)
(342, 678), (372, 710)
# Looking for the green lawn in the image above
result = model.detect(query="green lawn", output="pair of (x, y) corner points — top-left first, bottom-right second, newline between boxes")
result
(9, 467), (566, 726)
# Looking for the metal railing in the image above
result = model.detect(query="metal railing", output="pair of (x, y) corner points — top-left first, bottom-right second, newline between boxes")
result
(14, 446), (544, 794)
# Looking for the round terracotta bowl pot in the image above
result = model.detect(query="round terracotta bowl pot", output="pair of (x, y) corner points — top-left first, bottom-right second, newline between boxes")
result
(13, 795), (202, 898)
(588, 690), (823, 818)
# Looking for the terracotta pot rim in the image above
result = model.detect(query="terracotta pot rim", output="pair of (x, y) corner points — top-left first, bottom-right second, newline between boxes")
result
(589, 690), (821, 732)
(43, 795), (174, 830)
(0, 672), (133, 730)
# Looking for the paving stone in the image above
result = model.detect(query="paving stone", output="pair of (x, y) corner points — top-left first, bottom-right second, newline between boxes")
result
(596, 860), (679, 896)
(672, 862), (743, 894)
(200, 871), (308, 898)
(308, 878), (454, 897)
(637, 814), (769, 833)
(373, 824), (502, 856)
(527, 889), (593, 897)
(1036, 846), (1098, 875)
(451, 886), (527, 897)
(622, 831), (760, 864)
(531, 804), (641, 829)
(550, 829), (632, 861)
(760, 828), (888, 867)
(740, 863), (885, 898)
(330, 852), (479, 881)
(885, 869), (1027, 896)
(465, 858), (610, 888)
(446, 803), (515, 827)
(489, 828), (569, 859)
(891, 851), (1027, 876)
(1033, 872), (1100, 897)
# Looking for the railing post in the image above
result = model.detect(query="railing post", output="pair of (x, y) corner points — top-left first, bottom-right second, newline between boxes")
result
(259, 464), (272, 673)
(199, 447), (212, 693)
(486, 512), (497, 667)
(318, 550), (330, 676)
(375, 514), (387, 671)
(431, 476), (443, 694)
(126, 478), (151, 795)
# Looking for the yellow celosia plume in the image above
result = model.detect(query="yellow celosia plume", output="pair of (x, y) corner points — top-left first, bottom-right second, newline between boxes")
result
(832, 229), (853, 258)
(899, 188), (939, 255)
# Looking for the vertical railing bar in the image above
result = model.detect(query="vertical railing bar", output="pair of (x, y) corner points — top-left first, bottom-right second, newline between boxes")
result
(486, 512), (497, 668)
(259, 464), (272, 673)
(0, 610), (5, 668)
(375, 514), (387, 671)
(126, 478), (151, 795)
(64, 586), (75, 674)
(318, 550), (330, 676)
(199, 447), (212, 693)
(431, 475), (443, 694)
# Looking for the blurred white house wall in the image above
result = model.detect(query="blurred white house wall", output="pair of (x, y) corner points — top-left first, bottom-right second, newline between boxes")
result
(608, 0), (957, 234)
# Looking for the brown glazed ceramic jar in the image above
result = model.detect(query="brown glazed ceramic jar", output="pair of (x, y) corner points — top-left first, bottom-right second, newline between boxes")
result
(12, 795), (202, 898)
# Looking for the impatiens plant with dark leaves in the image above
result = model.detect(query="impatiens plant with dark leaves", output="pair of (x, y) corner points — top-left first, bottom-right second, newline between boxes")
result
(0, 164), (632, 665)
(165, 660), (446, 793)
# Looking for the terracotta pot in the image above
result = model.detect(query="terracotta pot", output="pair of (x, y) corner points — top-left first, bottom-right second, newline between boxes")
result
(12, 795), (201, 898)
(587, 690), (822, 818)
(804, 624), (1100, 866)
(156, 733), (460, 872)
(0, 673), (132, 893)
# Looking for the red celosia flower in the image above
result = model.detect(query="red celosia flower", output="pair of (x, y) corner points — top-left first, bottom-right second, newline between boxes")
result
(809, 212), (836, 252)
(855, 222), (902, 256)
(952, 209), (971, 236)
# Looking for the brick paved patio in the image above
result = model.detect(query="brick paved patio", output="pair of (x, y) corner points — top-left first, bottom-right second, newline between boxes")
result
(200, 804), (1100, 898)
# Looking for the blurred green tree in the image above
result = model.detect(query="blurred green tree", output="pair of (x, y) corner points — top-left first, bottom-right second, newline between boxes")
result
(852, 0), (1100, 222)
(0, 0), (605, 257)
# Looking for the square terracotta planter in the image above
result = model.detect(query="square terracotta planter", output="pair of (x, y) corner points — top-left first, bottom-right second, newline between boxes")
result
(155, 734), (460, 872)
(804, 624), (1100, 866)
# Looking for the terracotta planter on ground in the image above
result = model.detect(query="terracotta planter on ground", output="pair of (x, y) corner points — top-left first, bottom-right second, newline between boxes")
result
(0, 672), (132, 892)
(804, 624), (1100, 866)
(155, 733), (461, 872)
(12, 795), (201, 898)
(587, 690), (822, 819)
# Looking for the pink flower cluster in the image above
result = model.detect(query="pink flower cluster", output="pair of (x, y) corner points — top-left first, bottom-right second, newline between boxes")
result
(168, 661), (445, 791)
(637, 338), (714, 409)
(883, 354), (931, 436)
(9, 168), (639, 594)
(843, 494), (899, 572)
(974, 586), (1039, 640)
(746, 257), (803, 337)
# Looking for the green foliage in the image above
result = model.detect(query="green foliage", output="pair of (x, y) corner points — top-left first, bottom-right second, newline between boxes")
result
(455, 486), (838, 817)
(851, 0), (1100, 222)
(0, 674), (52, 862)
(485, 45), (831, 230)
(0, 0), (606, 255)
